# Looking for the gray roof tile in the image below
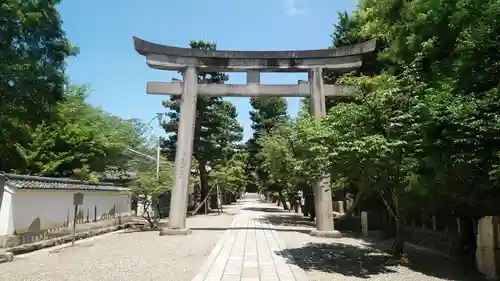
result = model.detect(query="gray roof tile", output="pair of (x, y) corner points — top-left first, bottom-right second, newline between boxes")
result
(2, 173), (129, 192)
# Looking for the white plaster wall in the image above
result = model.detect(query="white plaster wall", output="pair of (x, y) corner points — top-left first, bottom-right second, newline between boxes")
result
(0, 186), (15, 236)
(10, 189), (131, 235)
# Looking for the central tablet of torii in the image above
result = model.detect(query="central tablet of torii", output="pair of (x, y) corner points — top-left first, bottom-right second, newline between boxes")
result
(133, 36), (376, 237)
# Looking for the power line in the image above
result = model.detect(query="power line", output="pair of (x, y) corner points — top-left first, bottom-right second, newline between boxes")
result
(125, 147), (173, 166)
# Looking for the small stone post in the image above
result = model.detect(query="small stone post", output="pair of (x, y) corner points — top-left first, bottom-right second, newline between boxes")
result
(476, 216), (500, 279)
(361, 211), (369, 237)
(338, 201), (345, 214)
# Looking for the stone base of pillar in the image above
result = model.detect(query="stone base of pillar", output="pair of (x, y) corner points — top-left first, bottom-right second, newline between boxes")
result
(158, 228), (192, 236)
(309, 229), (342, 238)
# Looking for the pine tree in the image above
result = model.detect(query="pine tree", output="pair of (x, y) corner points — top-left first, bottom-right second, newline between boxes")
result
(161, 40), (243, 207)
(246, 97), (288, 192)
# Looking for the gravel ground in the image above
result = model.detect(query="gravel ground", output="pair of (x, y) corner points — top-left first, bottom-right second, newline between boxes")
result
(0, 204), (242, 281)
(260, 204), (485, 281)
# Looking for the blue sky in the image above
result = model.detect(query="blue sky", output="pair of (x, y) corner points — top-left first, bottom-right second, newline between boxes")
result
(58, 0), (357, 140)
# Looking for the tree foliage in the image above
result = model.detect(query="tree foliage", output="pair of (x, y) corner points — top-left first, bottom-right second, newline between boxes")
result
(246, 97), (288, 191)
(161, 40), (244, 202)
(257, 0), (500, 259)
(129, 156), (174, 227)
(210, 152), (248, 195)
(0, 0), (78, 172)
(6, 85), (148, 178)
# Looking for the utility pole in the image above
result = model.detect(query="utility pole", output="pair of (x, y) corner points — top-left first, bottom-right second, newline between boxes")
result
(144, 113), (165, 182)
(156, 136), (160, 181)
(155, 113), (164, 182)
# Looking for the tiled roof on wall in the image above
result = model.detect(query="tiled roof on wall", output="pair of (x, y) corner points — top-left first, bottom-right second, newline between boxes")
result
(1, 173), (129, 192)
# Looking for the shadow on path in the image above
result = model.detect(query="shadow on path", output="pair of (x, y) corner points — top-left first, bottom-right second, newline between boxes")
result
(242, 207), (285, 213)
(259, 209), (486, 281)
(279, 242), (396, 279)
(116, 226), (311, 234)
(276, 241), (485, 280)
(191, 227), (310, 234)
(262, 213), (316, 228)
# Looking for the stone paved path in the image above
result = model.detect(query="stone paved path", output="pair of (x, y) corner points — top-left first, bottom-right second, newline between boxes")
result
(192, 194), (308, 281)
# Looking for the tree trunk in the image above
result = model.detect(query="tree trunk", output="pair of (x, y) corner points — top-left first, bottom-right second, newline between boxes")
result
(278, 190), (289, 210)
(392, 216), (404, 259)
(131, 195), (138, 215)
(301, 192), (309, 216)
(198, 160), (210, 214)
(291, 196), (299, 213)
(191, 186), (214, 215)
(344, 190), (363, 217)
(335, 190), (364, 223)
(287, 196), (295, 212)
(304, 194), (315, 220)
(379, 185), (405, 261)
(156, 199), (162, 218)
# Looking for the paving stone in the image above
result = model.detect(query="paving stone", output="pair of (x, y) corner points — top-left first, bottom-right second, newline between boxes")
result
(224, 267), (242, 275)
(243, 261), (259, 267)
(260, 277), (280, 281)
(190, 198), (306, 281)
(259, 260), (274, 266)
(260, 265), (277, 273)
(242, 266), (260, 278)
(221, 274), (241, 281)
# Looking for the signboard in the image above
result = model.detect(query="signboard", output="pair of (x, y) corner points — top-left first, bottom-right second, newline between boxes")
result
(73, 192), (84, 206)
(71, 192), (84, 246)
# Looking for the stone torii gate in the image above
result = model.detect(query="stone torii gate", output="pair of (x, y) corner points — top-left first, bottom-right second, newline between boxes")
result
(133, 37), (376, 237)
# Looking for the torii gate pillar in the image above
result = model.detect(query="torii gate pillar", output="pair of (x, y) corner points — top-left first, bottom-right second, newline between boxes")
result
(159, 66), (198, 235)
(308, 68), (341, 237)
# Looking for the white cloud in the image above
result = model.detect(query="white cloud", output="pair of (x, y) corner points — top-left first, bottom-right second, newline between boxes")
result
(286, 0), (305, 16)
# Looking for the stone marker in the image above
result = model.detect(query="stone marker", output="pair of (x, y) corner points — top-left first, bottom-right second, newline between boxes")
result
(338, 201), (345, 214)
(476, 216), (500, 280)
(361, 211), (369, 237)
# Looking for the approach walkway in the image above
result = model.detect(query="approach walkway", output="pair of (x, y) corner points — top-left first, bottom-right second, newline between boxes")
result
(191, 194), (308, 281)
(0, 194), (482, 281)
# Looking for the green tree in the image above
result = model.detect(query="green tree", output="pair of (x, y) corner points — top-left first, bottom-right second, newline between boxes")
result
(161, 40), (244, 206)
(13, 85), (147, 178)
(0, 0), (77, 172)
(210, 152), (248, 200)
(129, 157), (174, 228)
(246, 97), (288, 192)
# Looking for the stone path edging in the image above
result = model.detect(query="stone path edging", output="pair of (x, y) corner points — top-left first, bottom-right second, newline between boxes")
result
(269, 224), (309, 280)
(190, 212), (240, 281)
